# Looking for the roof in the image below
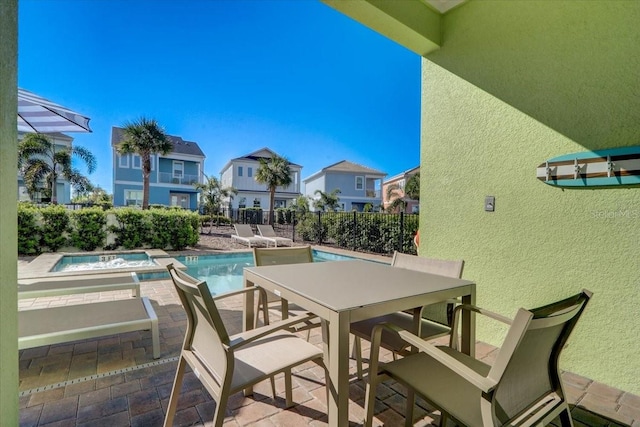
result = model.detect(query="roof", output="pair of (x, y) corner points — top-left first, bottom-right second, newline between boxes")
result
(303, 160), (386, 183)
(384, 166), (420, 184)
(219, 147), (302, 173)
(111, 127), (205, 157)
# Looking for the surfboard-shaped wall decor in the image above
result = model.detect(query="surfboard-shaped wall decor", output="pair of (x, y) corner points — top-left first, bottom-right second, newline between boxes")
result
(537, 146), (640, 187)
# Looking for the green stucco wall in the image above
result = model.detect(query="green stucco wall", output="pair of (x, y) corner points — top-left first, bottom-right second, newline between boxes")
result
(0, 0), (19, 423)
(420, 1), (640, 393)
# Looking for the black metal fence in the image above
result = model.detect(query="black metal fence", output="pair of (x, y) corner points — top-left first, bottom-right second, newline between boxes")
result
(231, 208), (418, 256)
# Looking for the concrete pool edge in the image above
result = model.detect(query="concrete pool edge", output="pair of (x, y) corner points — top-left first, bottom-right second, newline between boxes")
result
(18, 250), (186, 280)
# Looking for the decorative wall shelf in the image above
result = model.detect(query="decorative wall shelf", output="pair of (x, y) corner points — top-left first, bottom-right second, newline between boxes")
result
(536, 146), (640, 187)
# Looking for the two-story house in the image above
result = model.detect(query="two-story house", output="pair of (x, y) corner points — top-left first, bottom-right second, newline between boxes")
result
(219, 148), (302, 211)
(111, 127), (205, 210)
(17, 132), (74, 204)
(382, 166), (419, 213)
(303, 160), (386, 212)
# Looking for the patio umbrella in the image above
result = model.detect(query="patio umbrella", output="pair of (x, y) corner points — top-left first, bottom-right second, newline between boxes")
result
(17, 88), (92, 133)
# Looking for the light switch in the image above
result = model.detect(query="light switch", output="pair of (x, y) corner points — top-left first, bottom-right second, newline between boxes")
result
(485, 196), (495, 212)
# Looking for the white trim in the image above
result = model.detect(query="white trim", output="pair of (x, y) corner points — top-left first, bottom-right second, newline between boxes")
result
(355, 175), (364, 190)
(173, 160), (184, 178)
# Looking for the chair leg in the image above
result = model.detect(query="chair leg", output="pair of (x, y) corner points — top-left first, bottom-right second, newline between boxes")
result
(163, 356), (187, 427)
(558, 405), (575, 427)
(364, 373), (378, 427)
(212, 393), (230, 427)
(404, 389), (415, 427)
(270, 376), (277, 403)
(284, 368), (294, 408)
(353, 336), (364, 380)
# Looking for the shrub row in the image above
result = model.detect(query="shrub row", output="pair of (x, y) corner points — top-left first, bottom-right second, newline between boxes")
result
(295, 211), (418, 255)
(17, 204), (200, 255)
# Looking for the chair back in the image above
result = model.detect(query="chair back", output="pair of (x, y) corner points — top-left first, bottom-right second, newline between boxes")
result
(391, 251), (464, 325)
(234, 224), (255, 238)
(253, 245), (313, 266)
(257, 225), (278, 238)
(253, 246), (313, 304)
(489, 290), (592, 424)
(167, 263), (230, 388)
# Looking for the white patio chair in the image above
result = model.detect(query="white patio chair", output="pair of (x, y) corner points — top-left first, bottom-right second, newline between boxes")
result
(231, 224), (268, 247)
(257, 224), (293, 247)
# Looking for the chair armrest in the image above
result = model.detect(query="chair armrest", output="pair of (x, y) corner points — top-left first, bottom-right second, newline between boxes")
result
(449, 304), (512, 351)
(213, 286), (270, 326)
(228, 312), (317, 350)
(369, 323), (496, 393)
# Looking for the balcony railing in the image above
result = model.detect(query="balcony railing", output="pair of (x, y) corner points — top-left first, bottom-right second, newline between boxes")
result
(158, 172), (200, 185)
(366, 189), (381, 198)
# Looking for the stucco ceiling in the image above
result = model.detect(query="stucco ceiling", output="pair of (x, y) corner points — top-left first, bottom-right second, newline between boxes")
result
(423, 0), (467, 13)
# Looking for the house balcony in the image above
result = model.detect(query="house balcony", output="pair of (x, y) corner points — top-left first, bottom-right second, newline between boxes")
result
(366, 189), (381, 198)
(158, 172), (200, 186)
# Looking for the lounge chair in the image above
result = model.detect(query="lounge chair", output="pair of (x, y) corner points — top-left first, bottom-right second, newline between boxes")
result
(163, 263), (325, 427)
(350, 251), (464, 378)
(231, 224), (268, 247)
(364, 289), (592, 427)
(257, 224), (293, 247)
(19, 297), (160, 359)
(18, 271), (140, 299)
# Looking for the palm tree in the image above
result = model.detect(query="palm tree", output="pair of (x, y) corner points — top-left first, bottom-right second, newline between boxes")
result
(18, 133), (96, 204)
(255, 154), (292, 224)
(385, 172), (420, 213)
(194, 174), (237, 233)
(313, 189), (341, 212)
(116, 117), (172, 209)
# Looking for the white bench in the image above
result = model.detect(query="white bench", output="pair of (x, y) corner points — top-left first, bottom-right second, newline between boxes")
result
(18, 272), (140, 299)
(18, 297), (160, 359)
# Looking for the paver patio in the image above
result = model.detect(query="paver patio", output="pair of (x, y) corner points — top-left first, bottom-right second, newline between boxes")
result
(17, 276), (640, 426)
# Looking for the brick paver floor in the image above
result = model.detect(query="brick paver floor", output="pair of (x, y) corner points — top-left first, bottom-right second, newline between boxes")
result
(18, 277), (640, 426)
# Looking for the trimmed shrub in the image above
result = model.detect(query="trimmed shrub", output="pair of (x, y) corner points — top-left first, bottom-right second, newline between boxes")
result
(107, 208), (151, 249)
(69, 208), (107, 251)
(40, 205), (71, 252)
(17, 204), (41, 255)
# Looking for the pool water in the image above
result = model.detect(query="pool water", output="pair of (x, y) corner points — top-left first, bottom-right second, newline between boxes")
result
(175, 250), (356, 295)
(53, 252), (156, 272)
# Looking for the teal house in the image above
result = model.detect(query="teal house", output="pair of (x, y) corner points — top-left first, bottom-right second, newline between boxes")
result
(324, 0), (640, 396)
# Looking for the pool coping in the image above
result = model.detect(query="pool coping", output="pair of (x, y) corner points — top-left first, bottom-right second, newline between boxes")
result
(18, 249), (186, 280)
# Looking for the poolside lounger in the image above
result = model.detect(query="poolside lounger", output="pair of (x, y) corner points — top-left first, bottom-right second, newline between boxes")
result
(18, 297), (160, 359)
(18, 271), (140, 299)
(257, 225), (293, 247)
(231, 224), (268, 247)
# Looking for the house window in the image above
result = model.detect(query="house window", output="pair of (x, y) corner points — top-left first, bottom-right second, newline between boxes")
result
(355, 176), (364, 190)
(132, 155), (141, 169)
(119, 154), (129, 168)
(248, 167), (252, 177)
(239, 197), (246, 209)
(173, 161), (184, 178)
(125, 190), (143, 206)
(170, 194), (190, 209)
(253, 198), (261, 208)
(274, 199), (286, 208)
(238, 166), (243, 177)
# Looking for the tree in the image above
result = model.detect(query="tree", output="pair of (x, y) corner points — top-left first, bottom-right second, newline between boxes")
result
(194, 174), (237, 233)
(18, 133), (96, 204)
(71, 185), (113, 208)
(116, 117), (172, 209)
(385, 172), (420, 213)
(255, 154), (292, 224)
(313, 189), (341, 212)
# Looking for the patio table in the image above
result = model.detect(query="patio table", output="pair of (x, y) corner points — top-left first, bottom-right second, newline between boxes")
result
(243, 259), (476, 427)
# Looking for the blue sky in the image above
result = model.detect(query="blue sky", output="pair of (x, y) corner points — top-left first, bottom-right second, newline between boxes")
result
(18, 0), (421, 192)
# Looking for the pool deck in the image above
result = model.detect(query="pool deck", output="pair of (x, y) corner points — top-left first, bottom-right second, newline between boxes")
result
(16, 248), (640, 426)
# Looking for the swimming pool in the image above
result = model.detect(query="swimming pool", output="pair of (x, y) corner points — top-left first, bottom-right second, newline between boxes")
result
(174, 249), (357, 295)
(53, 252), (157, 272)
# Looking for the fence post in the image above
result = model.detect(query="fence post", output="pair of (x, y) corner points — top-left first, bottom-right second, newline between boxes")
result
(352, 211), (357, 250)
(398, 211), (404, 253)
(292, 211), (296, 242)
(316, 210), (322, 244)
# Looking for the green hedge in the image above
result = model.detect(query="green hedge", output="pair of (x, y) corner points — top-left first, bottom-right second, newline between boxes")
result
(17, 205), (201, 254)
